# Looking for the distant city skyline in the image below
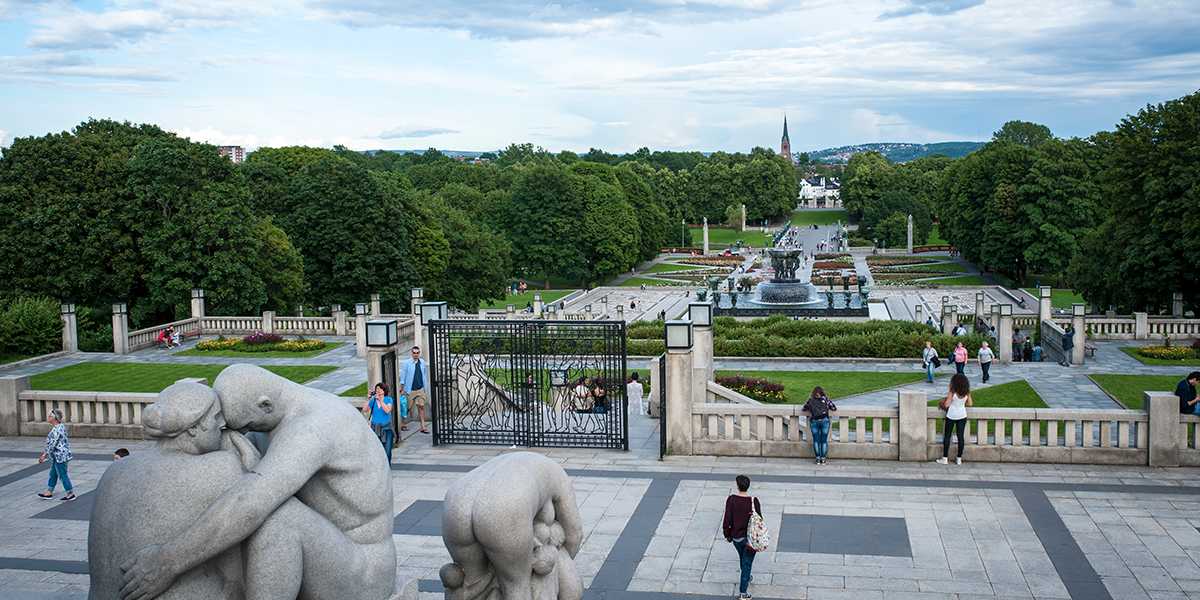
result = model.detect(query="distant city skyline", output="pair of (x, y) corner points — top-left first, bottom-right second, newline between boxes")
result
(1, 0), (1197, 152)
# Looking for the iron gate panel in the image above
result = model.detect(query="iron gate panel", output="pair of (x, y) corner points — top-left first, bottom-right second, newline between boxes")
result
(429, 320), (628, 450)
(658, 353), (667, 460)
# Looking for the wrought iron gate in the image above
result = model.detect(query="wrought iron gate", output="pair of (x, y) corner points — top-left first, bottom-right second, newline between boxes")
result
(428, 320), (628, 450)
(658, 353), (667, 460)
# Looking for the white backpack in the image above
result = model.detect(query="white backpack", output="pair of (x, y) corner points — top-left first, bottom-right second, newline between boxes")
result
(747, 498), (770, 552)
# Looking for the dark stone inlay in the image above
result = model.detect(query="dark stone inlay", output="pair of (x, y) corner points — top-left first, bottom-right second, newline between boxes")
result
(393, 499), (443, 536)
(0, 464), (48, 490)
(32, 491), (95, 521)
(0, 557), (88, 574)
(777, 514), (912, 557)
(589, 478), (679, 593)
(1013, 486), (1112, 600)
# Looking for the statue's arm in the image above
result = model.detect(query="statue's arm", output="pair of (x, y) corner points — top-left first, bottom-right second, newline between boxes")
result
(159, 424), (325, 575)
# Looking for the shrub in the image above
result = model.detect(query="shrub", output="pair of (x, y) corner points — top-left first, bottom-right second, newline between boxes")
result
(76, 306), (114, 352)
(195, 334), (327, 354)
(716, 375), (786, 403)
(627, 339), (665, 356)
(243, 332), (284, 345)
(1137, 346), (1197, 361)
(0, 296), (61, 357)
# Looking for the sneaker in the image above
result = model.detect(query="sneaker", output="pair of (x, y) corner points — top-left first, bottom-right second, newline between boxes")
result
(37, 492), (53, 499)
(935, 457), (948, 465)
(955, 457), (962, 465)
(60, 493), (76, 501)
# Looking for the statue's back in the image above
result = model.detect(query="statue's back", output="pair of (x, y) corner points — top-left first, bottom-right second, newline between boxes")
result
(88, 450), (247, 600)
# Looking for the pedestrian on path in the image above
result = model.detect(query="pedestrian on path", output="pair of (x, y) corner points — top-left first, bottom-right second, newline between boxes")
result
(400, 346), (430, 434)
(1060, 325), (1074, 366)
(38, 408), (75, 501)
(1177, 372), (1200, 414)
(626, 373), (645, 416)
(953, 342), (968, 375)
(801, 386), (836, 464)
(922, 341), (939, 383)
(978, 342), (994, 383)
(722, 475), (763, 600)
(362, 383), (394, 459)
(936, 374), (972, 465)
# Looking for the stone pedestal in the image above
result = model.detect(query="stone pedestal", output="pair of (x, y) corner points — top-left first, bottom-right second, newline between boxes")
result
(61, 309), (78, 353)
(262, 310), (275, 334)
(367, 344), (400, 401)
(740, 204), (747, 232)
(1148, 392), (1180, 467)
(1135, 312), (1149, 339)
(533, 296), (544, 317)
(648, 356), (662, 418)
(665, 349), (694, 455)
(190, 289), (206, 319)
(914, 304), (923, 324)
(1070, 303), (1086, 365)
(1174, 292), (1185, 318)
(905, 214), (913, 254)
(975, 292), (985, 322)
(111, 305), (129, 355)
(0, 376), (30, 436)
(355, 310), (368, 358)
(942, 306), (957, 336)
(370, 293), (381, 317)
(692, 326), (713, 402)
(898, 390), (927, 461)
(1038, 286), (1052, 325)
(997, 305), (1014, 363)
(702, 218), (709, 255)
(334, 311), (348, 336)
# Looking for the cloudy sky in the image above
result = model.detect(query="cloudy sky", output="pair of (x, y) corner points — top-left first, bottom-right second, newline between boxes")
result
(1, 0), (1197, 152)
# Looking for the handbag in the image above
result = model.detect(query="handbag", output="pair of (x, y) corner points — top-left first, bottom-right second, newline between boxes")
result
(746, 498), (770, 552)
(930, 355), (941, 368)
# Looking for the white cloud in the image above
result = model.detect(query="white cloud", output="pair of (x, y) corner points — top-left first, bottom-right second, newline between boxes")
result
(27, 1), (282, 49)
(0, 129), (9, 148)
(378, 127), (460, 139)
(0, 53), (174, 82)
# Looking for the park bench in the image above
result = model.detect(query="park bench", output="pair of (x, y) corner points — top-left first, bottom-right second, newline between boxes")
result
(1084, 344), (1097, 358)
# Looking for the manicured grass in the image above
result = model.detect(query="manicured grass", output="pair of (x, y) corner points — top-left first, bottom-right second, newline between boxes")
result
(790, 209), (848, 226)
(480, 290), (575, 310)
(177, 341), (344, 359)
(896, 262), (966, 273)
(340, 382), (369, 398)
(1021, 288), (1085, 310)
(926, 380), (1047, 409)
(620, 277), (689, 287)
(30, 362), (336, 393)
(923, 275), (988, 286)
(720, 370), (928, 403)
(643, 262), (707, 274)
(689, 227), (772, 248)
(926, 224), (948, 245)
(1118, 346), (1200, 366)
(1090, 374), (1183, 409)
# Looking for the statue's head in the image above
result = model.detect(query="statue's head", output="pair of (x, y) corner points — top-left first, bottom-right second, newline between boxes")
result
(212, 364), (286, 432)
(143, 382), (225, 454)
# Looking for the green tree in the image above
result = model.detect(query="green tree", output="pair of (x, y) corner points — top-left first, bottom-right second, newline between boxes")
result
(992, 120), (1054, 148)
(874, 212), (909, 248)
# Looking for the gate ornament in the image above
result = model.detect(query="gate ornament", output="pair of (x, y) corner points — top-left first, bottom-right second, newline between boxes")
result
(440, 453), (583, 600)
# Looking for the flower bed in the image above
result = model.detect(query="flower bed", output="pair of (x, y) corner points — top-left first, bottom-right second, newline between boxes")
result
(810, 274), (859, 286)
(814, 253), (851, 260)
(865, 256), (939, 266)
(1137, 346), (1200, 361)
(680, 256), (745, 267)
(196, 333), (327, 354)
(716, 375), (786, 403)
(812, 261), (852, 270)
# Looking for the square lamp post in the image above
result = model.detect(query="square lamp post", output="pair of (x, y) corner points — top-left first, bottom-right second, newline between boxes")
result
(547, 304), (557, 317)
(355, 303), (369, 316)
(420, 301), (448, 325)
(60, 303), (75, 315)
(665, 319), (694, 350)
(365, 319), (398, 347)
(112, 302), (127, 315)
(688, 302), (713, 327)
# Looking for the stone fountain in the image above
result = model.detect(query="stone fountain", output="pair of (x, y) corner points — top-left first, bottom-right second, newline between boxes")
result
(755, 247), (821, 305)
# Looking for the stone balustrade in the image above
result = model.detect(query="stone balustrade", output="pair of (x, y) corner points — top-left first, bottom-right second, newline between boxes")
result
(127, 317), (202, 351)
(690, 402), (898, 459)
(272, 316), (336, 334)
(1150, 318), (1200, 338)
(922, 406), (1146, 463)
(198, 316), (264, 334)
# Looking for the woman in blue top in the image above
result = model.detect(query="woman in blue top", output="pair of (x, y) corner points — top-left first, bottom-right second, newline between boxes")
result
(38, 408), (75, 501)
(361, 383), (395, 460)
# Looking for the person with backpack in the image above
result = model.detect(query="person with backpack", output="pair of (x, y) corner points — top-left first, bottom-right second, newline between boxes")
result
(722, 475), (765, 600)
(801, 386), (836, 464)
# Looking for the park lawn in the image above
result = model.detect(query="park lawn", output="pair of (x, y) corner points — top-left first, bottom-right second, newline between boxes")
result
(177, 341), (344, 359)
(29, 362), (336, 393)
(925, 380), (1047, 409)
(896, 262), (966, 273)
(643, 262), (707, 274)
(340, 382), (369, 398)
(620, 277), (688, 287)
(926, 224), (949, 245)
(1022, 288), (1085, 310)
(790, 209), (848, 226)
(721, 370), (928, 403)
(1118, 346), (1200, 366)
(1090, 374), (1182, 409)
(480, 290), (574, 310)
(924, 275), (988, 286)
(689, 227), (772, 248)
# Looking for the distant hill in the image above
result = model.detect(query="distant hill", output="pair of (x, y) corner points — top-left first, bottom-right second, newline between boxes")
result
(804, 142), (985, 164)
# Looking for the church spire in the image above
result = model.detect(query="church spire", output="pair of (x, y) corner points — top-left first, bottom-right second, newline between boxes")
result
(782, 115), (790, 142)
(780, 115), (793, 164)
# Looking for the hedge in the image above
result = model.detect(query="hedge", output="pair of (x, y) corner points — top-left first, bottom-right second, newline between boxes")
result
(0, 296), (61, 357)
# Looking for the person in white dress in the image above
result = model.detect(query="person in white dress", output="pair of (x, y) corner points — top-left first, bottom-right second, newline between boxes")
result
(626, 373), (645, 416)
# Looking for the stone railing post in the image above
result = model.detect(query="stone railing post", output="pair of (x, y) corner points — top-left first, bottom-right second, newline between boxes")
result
(1174, 292), (1185, 318)
(898, 390), (928, 461)
(370, 293), (381, 317)
(1135, 312), (1149, 340)
(111, 303), (129, 355)
(975, 292), (985, 322)
(942, 305), (956, 336)
(1147, 392), (1180, 467)
(334, 310), (348, 336)
(60, 303), (78, 353)
(533, 293), (544, 317)
(997, 304), (1014, 363)
(1071, 303), (1086, 365)
(355, 304), (369, 358)
(261, 310), (275, 334)
(1038, 286), (1051, 324)
(702, 217), (709, 255)
(665, 346), (694, 455)
(190, 288), (206, 319)
(914, 303), (924, 324)
(0, 376), (30, 436)
(648, 355), (662, 418)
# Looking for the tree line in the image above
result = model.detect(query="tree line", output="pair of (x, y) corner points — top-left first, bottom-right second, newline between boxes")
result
(0, 121), (797, 327)
(838, 91), (1198, 313)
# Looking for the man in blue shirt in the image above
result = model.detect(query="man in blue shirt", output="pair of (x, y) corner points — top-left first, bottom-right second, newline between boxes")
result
(400, 346), (430, 434)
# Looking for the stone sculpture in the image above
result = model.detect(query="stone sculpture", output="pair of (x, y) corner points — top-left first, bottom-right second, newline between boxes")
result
(115, 365), (397, 600)
(439, 452), (583, 600)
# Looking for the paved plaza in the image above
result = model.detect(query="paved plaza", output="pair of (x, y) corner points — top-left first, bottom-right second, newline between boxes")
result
(6, 414), (1200, 599)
